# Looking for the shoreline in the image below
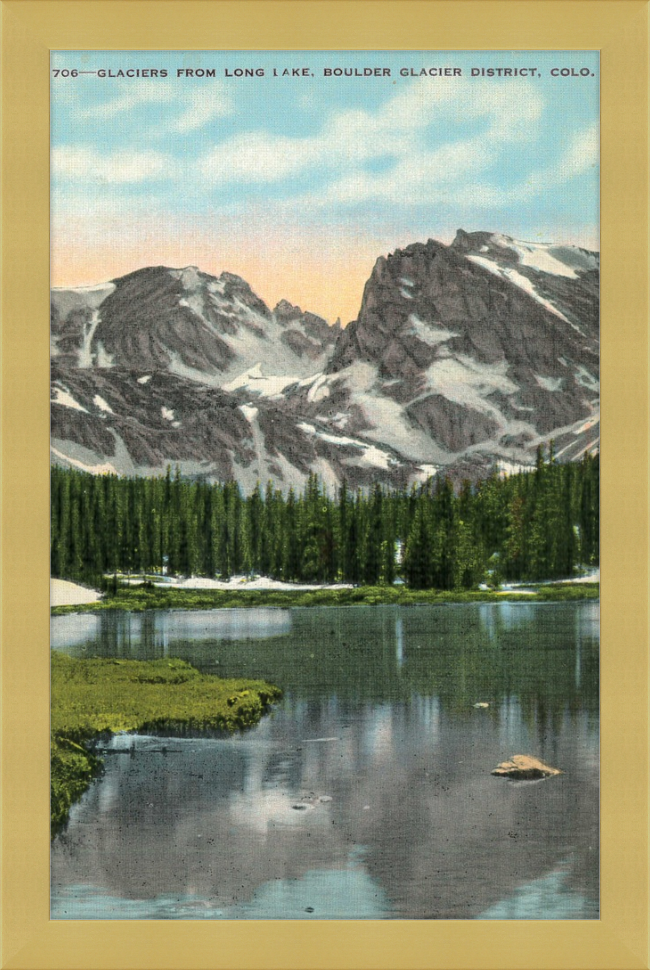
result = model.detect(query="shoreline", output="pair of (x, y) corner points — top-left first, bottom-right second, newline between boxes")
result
(51, 581), (600, 616)
(51, 653), (281, 838)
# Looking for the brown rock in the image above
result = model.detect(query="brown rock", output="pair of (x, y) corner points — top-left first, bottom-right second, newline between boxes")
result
(491, 755), (562, 780)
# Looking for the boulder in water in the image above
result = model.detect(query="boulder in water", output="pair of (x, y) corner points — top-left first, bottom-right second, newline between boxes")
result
(491, 755), (562, 780)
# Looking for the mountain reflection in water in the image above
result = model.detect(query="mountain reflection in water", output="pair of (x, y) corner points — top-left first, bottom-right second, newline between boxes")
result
(51, 602), (599, 919)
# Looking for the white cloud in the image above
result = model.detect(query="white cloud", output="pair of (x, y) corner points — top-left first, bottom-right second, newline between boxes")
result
(52, 146), (177, 183)
(198, 131), (323, 182)
(78, 80), (178, 118)
(55, 77), (597, 215)
(196, 77), (545, 204)
(77, 80), (233, 133)
(554, 122), (599, 181)
(514, 122), (600, 199)
(170, 86), (233, 133)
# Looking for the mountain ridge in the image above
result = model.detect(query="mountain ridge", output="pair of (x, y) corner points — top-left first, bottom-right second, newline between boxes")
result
(51, 231), (599, 490)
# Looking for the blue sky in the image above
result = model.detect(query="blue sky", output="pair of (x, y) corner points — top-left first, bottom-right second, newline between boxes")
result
(51, 50), (599, 322)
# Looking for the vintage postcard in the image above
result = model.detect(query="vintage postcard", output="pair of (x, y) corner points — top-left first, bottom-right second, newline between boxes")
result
(49, 48), (600, 921)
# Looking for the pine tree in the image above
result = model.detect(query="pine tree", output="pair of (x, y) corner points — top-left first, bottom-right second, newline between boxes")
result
(50, 456), (599, 589)
(404, 502), (434, 589)
(363, 483), (383, 585)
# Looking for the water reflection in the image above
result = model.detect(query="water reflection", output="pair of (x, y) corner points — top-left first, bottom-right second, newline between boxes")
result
(53, 855), (391, 920)
(476, 861), (596, 919)
(51, 602), (599, 919)
(395, 617), (404, 666)
(52, 608), (292, 654)
(52, 603), (599, 722)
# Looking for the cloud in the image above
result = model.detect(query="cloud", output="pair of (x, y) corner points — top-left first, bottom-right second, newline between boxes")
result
(170, 86), (233, 133)
(554, 122), (599, 181)
(78, 80), (178, 118)
(196, 77), (545, 204)
(198, 132), (323, 182)
(515, 122), (600, 199)
(77, 80), (233, 133)
(52, 146), (177, 183)
(54, 78), (598, 217)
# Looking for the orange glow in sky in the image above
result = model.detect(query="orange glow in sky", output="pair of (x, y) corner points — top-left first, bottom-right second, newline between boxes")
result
(50, 221), (395, 325)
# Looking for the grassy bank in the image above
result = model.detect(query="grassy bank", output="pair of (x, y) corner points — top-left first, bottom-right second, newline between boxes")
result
(51, 652), (281, 837)
(51, 582), (600, 616)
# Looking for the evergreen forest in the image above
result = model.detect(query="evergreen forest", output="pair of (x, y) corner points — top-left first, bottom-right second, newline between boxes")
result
(51, 448), (599, 591)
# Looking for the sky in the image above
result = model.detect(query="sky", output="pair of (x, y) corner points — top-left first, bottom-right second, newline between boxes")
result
(51, 50), (599, 324)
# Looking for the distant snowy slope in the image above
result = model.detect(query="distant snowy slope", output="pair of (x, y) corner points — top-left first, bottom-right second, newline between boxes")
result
(51, 231), (599, 489)
(51, 266), (338, 383)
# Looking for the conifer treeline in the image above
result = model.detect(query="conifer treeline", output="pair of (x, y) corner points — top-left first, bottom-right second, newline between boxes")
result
(51, 448), (599, 590)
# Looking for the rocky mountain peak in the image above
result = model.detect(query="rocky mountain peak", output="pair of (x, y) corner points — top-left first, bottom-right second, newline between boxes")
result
(272, 299), (339, 361)
(273, 298), (296, 316)
(450, 228), (494, 253)
(51, 232), (600, 491)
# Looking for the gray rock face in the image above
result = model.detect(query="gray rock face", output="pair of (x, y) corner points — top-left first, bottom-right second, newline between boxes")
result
(51, 362), (419, 490)
(51, 266), (337, 382)
(322, 231), (599, 475)
(51, 231), (599, 489)
(274, 299), (340, 361)
(330, 235), (598, 384)
(407, 395), (499, 452)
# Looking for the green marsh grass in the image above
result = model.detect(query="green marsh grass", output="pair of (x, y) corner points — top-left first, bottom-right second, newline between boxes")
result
(51, 652), (281, 837)
(51, 582), (600, 616)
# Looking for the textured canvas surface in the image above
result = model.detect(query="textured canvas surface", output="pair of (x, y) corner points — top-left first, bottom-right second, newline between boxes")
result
(50, 49), (599, 920)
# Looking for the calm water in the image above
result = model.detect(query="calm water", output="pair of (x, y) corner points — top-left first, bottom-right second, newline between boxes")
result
(51, 601), (599, 920)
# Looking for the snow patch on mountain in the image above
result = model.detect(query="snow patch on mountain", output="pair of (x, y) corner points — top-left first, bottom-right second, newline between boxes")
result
(534, 375), (563, 392)
(414, 463), (438, 481)
(78, 310), (102, 368)
(555, 436), (599, 461)
(426, 356), (517, 415)
(334, 369), (446, 462)
(240, 405), (259, 423)
(574, 416), (599, 435)
(497, 459), (534, 477)
(178, 294), (205, 317)
(358, 444), (394, 470)
(490, 234), (594, 279)
(94, 343), (114, 368)
(93, 394), (113, 413)
(328, 412), (350, 430)
(574, 365), (599, 390)
(224, 364), (301, 397)
(298, 422), (397, 471)
(51, 280), (115, 313)
(307, 374), (331, 403)
(405, 315), (458, 347)
(52, 281), (114, 296)
(52, 387), (88, 412)
(467, 255), (571, 324)
(51, 444), (116, 475)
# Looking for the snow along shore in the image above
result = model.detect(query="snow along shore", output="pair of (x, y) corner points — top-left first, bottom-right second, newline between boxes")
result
(51, 578), (102, 606)
(501, 568), (599, 589)
(51, 569), (598, 606)
(152, 576), (356, 592)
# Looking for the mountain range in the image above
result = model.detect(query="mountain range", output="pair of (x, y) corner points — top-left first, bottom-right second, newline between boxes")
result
(51, 230), (599, 490)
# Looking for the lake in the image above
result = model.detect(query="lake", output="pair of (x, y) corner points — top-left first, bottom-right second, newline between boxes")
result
(51, 601), (599, 919)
